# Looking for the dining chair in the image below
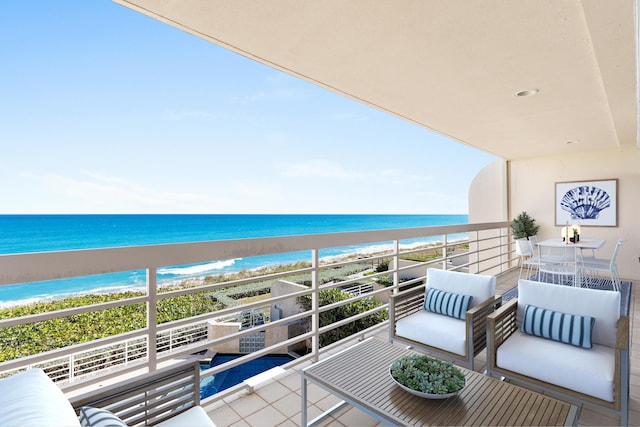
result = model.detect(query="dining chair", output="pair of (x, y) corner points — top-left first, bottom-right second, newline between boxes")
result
(537, 243), (582, 286)
(516, 237), (534, 279)
(517, 235), (539, 280)
(582, 239), (623, 291)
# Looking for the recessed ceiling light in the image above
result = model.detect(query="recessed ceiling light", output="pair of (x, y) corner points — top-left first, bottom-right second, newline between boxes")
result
(566, 141), (578, 145)
(514, 89), (539, 97)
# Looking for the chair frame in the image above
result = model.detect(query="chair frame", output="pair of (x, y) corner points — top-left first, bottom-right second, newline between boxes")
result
(517, 237), (539, 280)
(389, 284), (501, 370)
(68, 361), (202, 427)
(582, 239), (623, 291)
(486, 299), (630, 426)
(537, 243), (582, 286)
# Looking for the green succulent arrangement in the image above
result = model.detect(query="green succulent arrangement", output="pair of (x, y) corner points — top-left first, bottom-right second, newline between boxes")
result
(390, 354), (465, 395)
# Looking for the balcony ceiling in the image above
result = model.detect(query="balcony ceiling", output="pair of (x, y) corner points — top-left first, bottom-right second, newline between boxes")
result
(115, 0), (638, 160)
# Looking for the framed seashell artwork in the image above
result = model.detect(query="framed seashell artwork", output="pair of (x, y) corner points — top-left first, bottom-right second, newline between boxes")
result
(555, 179), (617, 226)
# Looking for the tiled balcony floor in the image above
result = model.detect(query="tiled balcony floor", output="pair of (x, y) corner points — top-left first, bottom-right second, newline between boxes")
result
(201, 269), (638, 426)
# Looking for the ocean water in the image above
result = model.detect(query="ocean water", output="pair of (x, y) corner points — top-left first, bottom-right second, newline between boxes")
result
(0, 214), (467, 306)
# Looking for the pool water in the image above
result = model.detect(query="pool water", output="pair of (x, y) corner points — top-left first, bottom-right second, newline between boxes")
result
(200, 354), (294, 399)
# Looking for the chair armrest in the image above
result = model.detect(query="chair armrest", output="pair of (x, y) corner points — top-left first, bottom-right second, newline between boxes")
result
(389, 285), (425, 321)
(486, 298), (518, 371)
(613, 315), (630, 413)
(616, 316), (630, 350)
(68, 361), (201, 427)
(467, 295), (502, 355)
(467, 295), (502, 317)
(388, 285), (425, 343)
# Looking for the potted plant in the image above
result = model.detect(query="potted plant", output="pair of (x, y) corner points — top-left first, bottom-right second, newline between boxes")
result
(510, 211), (540, 240)
(389, 354), (465, 399)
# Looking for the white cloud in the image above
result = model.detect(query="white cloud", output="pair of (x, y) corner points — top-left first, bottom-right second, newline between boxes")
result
(279, 159), (432, 184)
(414, 189), (468, 213)
(17, 171), (232, 213)
(378, 168), (433, 184)
(281, 159), (365, 180)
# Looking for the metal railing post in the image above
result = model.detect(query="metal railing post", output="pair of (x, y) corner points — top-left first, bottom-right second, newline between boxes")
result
(392, 239), (399, 293)
(147, 268), (158, 370)
(311, 249), (320, 362)
(70, 353), (75, 382)
(442, 234), (449, 270)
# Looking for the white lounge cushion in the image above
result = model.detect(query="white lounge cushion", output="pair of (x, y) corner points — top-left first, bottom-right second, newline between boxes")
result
(517, 279), (620, 347)
(426, 268), (495, 309)
(0, 368), (81, 427)
(497, 330), (615, 402)
(395, 310), (466, 356)
(155, 406), (216, 427)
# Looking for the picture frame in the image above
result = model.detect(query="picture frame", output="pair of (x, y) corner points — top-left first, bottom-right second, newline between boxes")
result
(555, 179), (617, 226)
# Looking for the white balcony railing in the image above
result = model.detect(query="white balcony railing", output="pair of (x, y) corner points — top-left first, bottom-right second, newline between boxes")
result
(0, 221), (512, 400)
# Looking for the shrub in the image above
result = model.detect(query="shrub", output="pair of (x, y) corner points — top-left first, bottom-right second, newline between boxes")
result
(375, 261), (389, 272)
(510, 211), (540, 239)
(297, 288), (387, 348)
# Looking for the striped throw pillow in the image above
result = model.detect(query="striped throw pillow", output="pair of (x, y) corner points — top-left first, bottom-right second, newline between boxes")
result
(424, 288), (472, 320)
(78, 406), (127, 427)
(521, 304), (595, 349)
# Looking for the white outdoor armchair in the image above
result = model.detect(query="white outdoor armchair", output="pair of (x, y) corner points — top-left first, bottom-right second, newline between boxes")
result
(0, 361), (216, 427)
(487, 279), (629, 425)
(389, 268), (500, 370)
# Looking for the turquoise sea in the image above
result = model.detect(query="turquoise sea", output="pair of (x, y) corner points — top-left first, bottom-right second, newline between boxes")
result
(0, 214), (467, 306)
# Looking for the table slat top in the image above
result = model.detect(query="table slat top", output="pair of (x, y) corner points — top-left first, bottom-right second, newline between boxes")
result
(303, 338), (575, 426)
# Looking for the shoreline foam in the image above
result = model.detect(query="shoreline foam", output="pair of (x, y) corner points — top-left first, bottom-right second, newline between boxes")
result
(0, 238), (467, 309)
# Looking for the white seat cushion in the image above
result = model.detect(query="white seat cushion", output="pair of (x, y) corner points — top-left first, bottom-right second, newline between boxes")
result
(497, 331), (615, 402)
(0, 368), (81, 427)
(517, 279), (620, 347)
(155, 406), (216, 427)
(426, 268), (496, 309)
(395, 310), (466, 356)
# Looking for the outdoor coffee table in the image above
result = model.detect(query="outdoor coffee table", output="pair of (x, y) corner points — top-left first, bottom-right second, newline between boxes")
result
(301, 337), (579, 426)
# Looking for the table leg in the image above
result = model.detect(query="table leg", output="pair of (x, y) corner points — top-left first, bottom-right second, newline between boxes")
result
(301, 373), (308, 426)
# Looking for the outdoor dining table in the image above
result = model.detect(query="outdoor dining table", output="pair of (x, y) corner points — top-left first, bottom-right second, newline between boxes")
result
(536, 237), (606, 285)
(537, 237), (606, 251)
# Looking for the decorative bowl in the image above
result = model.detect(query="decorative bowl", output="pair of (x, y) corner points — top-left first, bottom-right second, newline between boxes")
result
(389, 354), (465, 399)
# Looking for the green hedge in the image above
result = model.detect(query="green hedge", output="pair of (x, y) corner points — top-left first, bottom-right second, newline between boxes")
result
(0, 261), (376, 362)
(298, 288), (388, 348)
(0, 292), (223, 362)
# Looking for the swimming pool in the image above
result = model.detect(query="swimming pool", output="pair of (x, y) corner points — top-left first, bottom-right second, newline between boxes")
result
(200, 354), (294, 399)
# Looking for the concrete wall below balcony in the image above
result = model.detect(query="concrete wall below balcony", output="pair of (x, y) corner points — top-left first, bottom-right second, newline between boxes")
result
(207, 321), (289, 353)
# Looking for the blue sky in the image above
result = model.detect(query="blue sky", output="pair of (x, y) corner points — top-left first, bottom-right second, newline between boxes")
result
(0, 1), (496, 214)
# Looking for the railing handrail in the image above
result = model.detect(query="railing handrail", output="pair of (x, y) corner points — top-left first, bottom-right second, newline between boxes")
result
(0, 221), (514, 400)
(0, 221), (507, 286)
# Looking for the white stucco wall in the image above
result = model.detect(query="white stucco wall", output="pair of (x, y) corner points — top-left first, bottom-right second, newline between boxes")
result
(470, 149), (640, 281)
(468, 159), (508, 223)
